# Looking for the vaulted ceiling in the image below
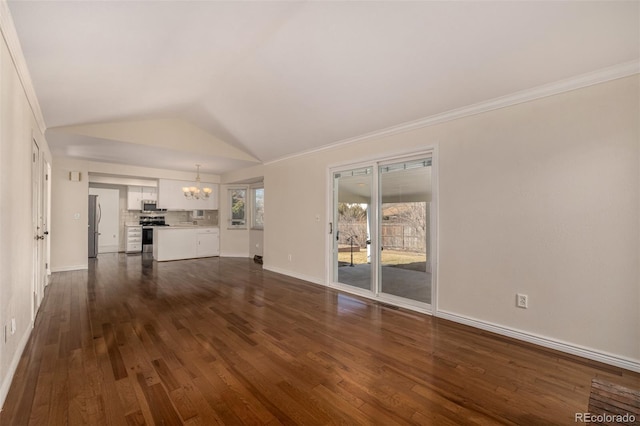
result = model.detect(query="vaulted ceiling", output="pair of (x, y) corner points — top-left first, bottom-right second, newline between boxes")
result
(7, 1), (639, 174)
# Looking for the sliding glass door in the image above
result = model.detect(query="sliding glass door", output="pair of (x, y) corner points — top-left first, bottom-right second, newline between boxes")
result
(379, 158), (432, 305)
(331, 153), (434, 311)
(332, 167), (373, 292)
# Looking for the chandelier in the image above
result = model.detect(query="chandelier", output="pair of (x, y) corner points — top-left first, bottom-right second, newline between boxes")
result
(182, 164), (212, 200)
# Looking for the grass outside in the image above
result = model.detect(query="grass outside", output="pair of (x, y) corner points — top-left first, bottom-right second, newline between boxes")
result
(338, 249), (426, 266)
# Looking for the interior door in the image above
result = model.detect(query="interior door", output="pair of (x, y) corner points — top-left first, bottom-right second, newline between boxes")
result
(332, 167), (373, 292)
(31, 140), (44, 319)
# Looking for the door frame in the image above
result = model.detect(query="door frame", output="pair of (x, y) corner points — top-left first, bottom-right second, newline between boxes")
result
(88, 187), (120, 253)
(31, 139), (43, 321)
(43, 158), (51, 281)
(328, 162), (379, 297)
(326, 147), (438, 315)
(31, 138), (51, 322)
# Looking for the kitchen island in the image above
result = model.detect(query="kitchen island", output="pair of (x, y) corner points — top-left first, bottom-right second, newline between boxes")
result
(153, 226), (219, 261)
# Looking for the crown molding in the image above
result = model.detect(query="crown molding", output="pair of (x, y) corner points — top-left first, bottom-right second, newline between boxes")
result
(266, 60), (640, 166)
(0, 0), (47, 134)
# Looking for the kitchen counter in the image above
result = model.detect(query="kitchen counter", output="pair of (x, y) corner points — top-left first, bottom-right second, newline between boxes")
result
(153, 226), (219, 261)
(166, 222), (218, 228)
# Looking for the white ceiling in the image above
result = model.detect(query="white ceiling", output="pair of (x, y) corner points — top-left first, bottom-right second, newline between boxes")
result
(7, 1), (639, 175)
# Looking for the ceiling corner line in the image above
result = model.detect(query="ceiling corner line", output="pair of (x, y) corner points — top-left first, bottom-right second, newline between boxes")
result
(264, 60), (640, 167)
(0, 0), (47, 135)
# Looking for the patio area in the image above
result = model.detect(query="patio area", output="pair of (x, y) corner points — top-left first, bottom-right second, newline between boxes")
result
(338, 262), (431, 304)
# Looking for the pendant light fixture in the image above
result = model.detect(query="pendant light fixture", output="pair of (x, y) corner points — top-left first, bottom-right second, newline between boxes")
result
(182, 164), (212, 200)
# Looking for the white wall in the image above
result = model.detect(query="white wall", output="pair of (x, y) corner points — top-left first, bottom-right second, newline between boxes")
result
(51, 157), (90, 270)
(0, 32), (51, 406)
(250, 229), (263, 257)
(265, 156), (328, 283)
(262, 75), (640, 368)
(220, 165), (265, 258)
(437, 78), (639, 362)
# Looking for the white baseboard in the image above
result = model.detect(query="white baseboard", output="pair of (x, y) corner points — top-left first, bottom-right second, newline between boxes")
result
(263, 265), (324, 286)
(51, 265), (88, 272)
(436, 310), (640, 373)
(0, 321), (34, 410)
(220, 252), (250, 258)
(258, 266), (640, 373)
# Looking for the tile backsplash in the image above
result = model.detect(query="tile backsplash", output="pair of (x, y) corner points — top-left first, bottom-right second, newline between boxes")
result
(122, 210), (218, 226)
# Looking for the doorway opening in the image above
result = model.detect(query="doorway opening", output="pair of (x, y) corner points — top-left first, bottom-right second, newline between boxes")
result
(88, 187), (120, 256)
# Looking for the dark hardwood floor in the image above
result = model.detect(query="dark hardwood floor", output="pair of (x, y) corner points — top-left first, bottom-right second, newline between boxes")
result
(1, 254), (638, 425)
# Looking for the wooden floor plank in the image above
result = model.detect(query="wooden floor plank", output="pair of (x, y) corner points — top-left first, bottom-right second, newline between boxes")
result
(1, 254), (639, 425)
(136, 373), (183, 426)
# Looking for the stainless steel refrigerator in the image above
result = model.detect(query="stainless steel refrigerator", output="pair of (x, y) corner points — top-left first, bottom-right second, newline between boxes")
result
(88, 194), (101, 258)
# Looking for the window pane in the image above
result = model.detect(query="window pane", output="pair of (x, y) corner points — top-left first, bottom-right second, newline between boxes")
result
(230, 189), (246, 226)
(253, 188), (264, 228)
(334, 167), (372, 290)
(379, 157), (432, 304)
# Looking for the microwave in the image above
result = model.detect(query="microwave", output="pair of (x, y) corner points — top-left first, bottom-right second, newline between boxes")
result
(141, 200), (164, 213)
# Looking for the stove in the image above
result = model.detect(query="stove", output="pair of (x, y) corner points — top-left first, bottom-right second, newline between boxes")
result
(139, 215), (167, 227)
(139, 216), (168, 252)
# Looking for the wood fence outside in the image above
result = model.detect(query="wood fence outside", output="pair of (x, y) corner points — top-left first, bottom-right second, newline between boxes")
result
(337, 222), (426, 252)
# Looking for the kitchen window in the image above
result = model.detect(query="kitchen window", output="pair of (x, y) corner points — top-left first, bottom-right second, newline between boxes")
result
(228, 187), (247, 229)
(251, 186), (264, 229)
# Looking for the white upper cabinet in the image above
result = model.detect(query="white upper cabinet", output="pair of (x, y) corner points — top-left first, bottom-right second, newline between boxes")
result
(127, 186), (142, 210)
(157, 179), (218, 210)
(127, 186), (158, 210)
(142, 187), (157, 200)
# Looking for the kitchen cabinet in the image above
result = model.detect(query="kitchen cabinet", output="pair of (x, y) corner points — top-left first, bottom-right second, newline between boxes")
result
(142, 187), (157, 200)
(127, 186), (157, 210)
(157, 179), (218, 210)
(127, 186), (142, 210)
(125, 225), (142, 253)
(153, 227), (219, 261)
(197, 228), (219, 257)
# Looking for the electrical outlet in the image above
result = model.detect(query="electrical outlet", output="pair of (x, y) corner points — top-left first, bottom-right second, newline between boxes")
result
(516, 293), (528, 309)
(288, 254), (292, 262)
(10, 318), (16, 335)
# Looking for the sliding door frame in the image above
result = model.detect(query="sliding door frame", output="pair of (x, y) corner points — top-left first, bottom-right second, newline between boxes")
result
(327, 159), (380, 299)
(326, 147), (438, 315)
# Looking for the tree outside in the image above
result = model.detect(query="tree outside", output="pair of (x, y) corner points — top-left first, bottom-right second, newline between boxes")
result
(230, 189), (246, 225)
(337, 201), (429, 271)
